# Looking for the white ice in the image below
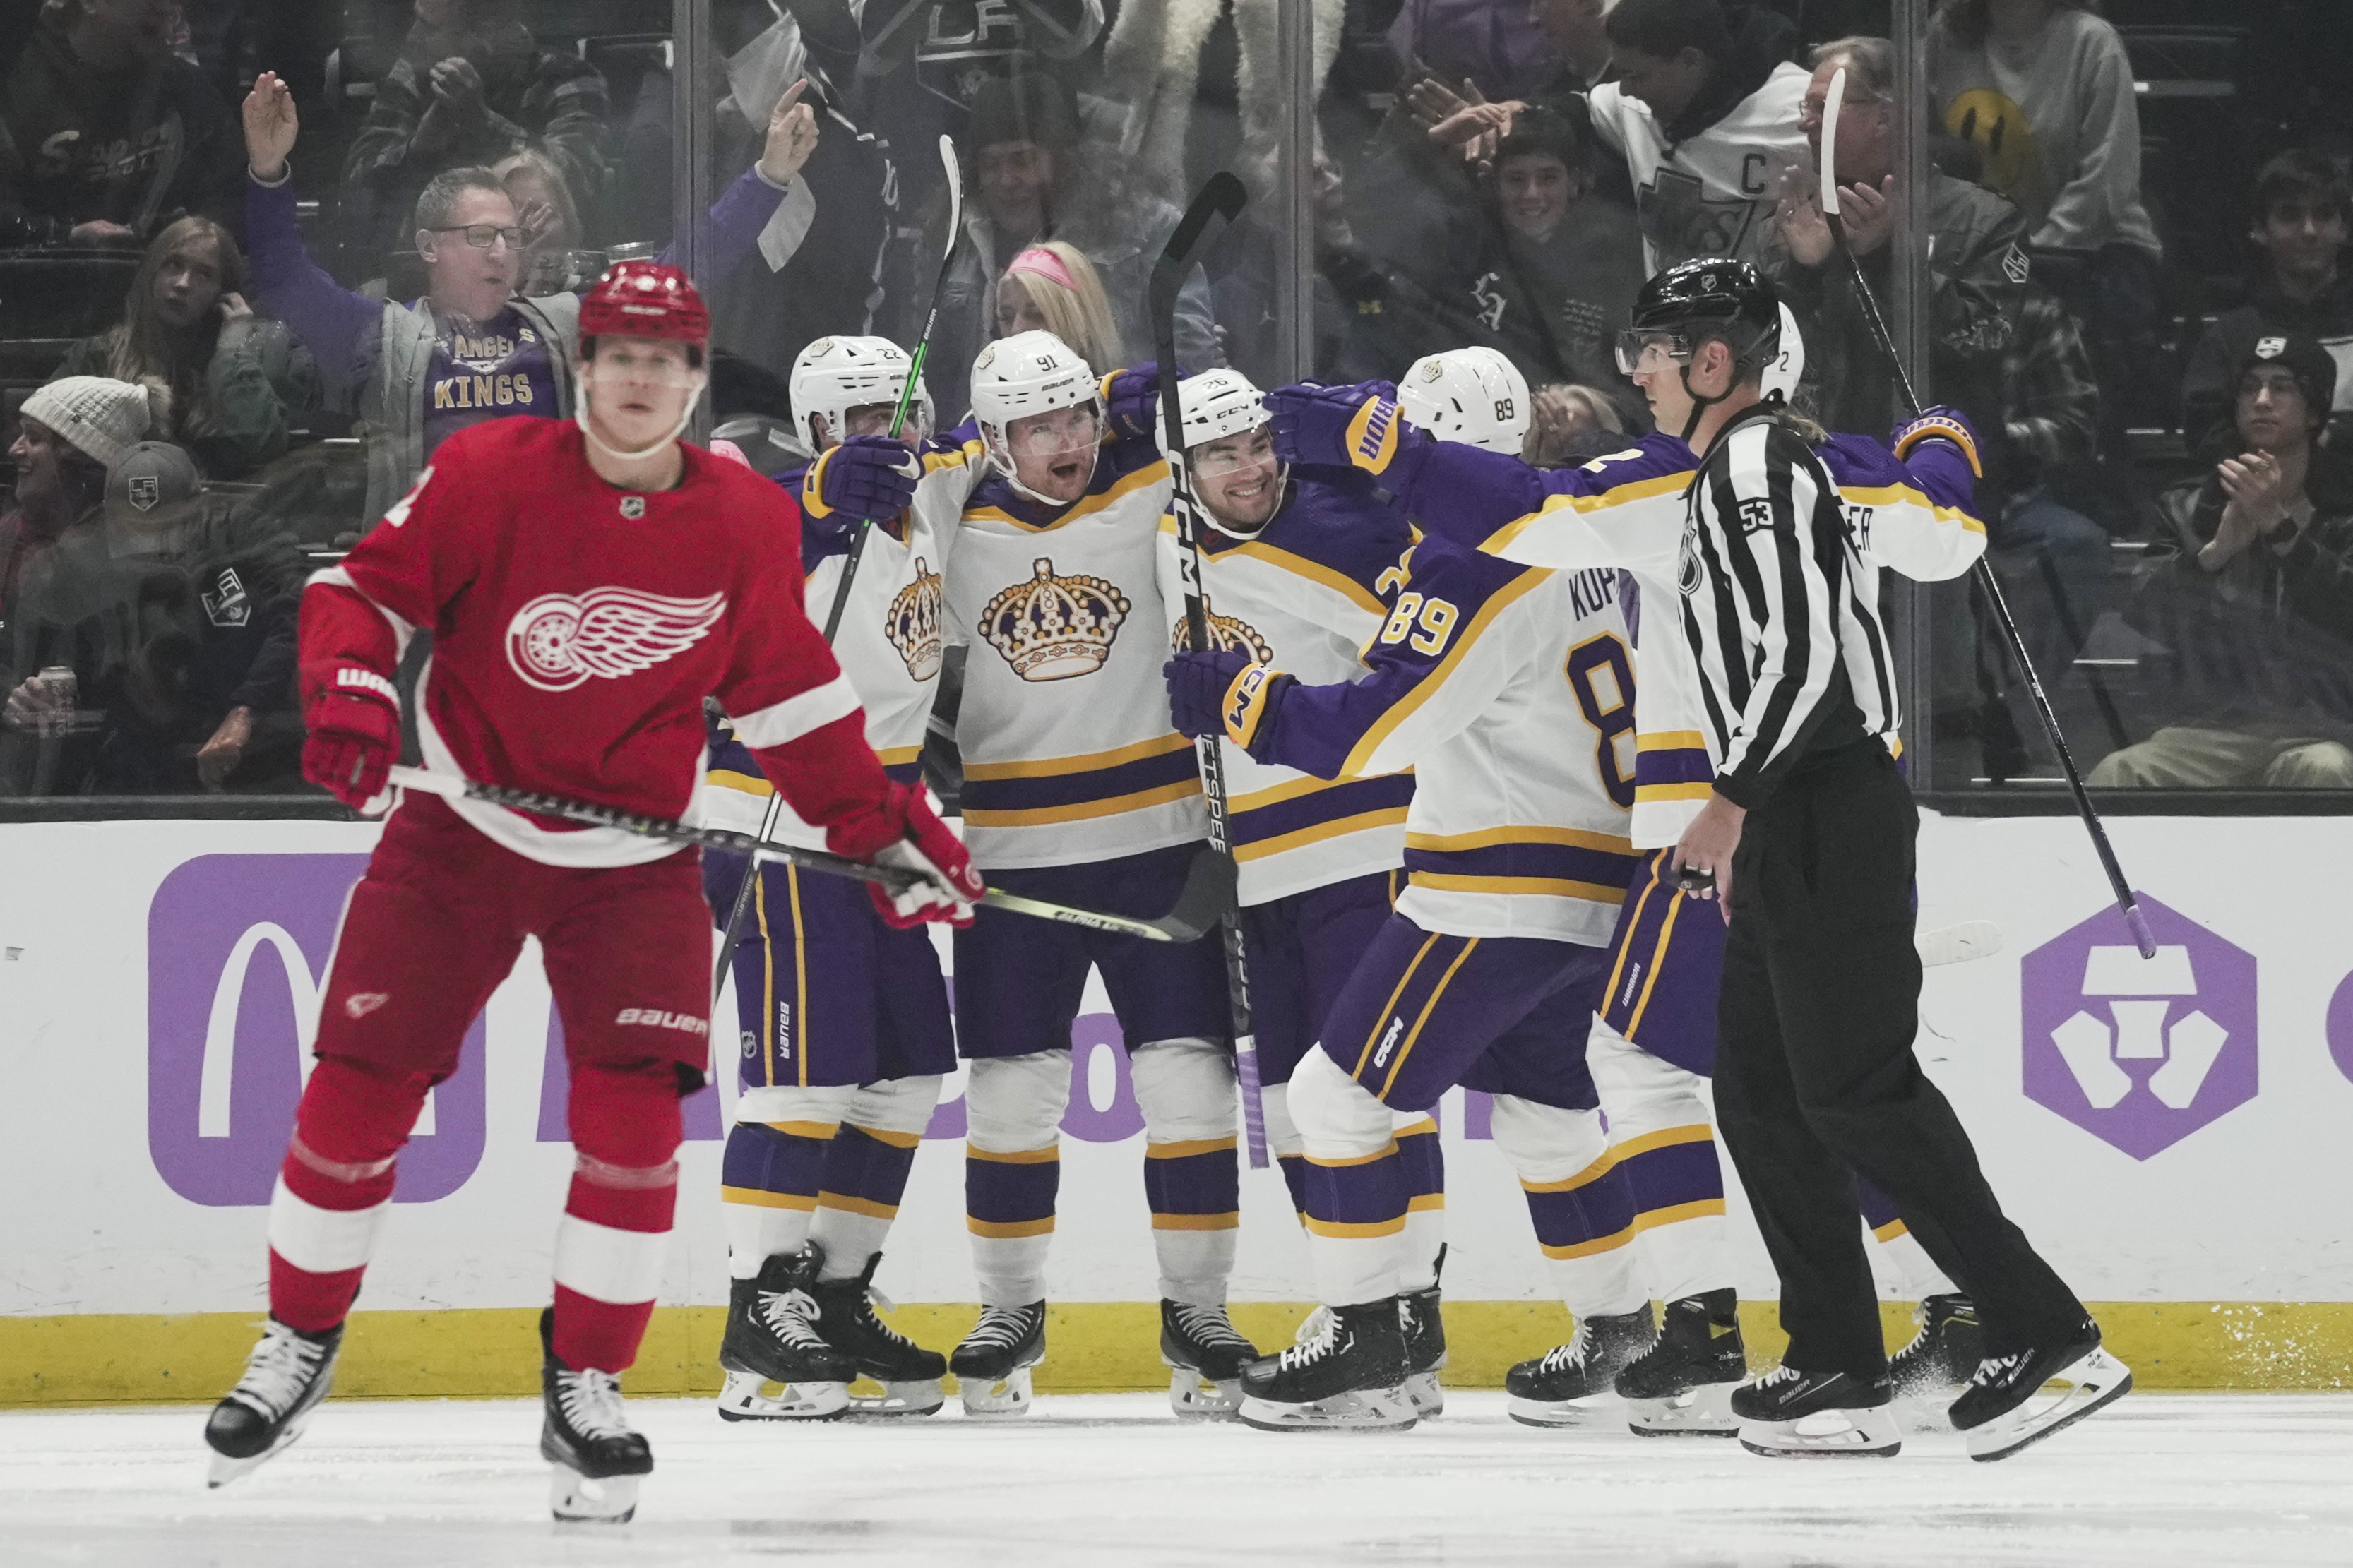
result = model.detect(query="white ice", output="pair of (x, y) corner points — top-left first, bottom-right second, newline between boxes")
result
(6, 1392), (2349, 1567)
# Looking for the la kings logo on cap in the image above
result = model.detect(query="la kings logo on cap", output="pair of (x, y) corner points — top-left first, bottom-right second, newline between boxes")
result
(127, 474), (161, 511)
(2257, 336), (2288, 359)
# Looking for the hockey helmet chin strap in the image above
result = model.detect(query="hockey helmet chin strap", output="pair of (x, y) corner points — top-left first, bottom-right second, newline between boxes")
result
(987, 408), (1104, 509)
(575, 368), (710, 465)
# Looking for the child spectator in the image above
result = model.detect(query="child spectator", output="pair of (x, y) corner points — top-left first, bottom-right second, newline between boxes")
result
(2181, 152), (2353, 453)
(48, 215), (312, 480)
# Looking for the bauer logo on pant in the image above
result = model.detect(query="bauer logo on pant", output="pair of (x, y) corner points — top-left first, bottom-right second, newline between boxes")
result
(978, 558), (1130, 681)
(2019, 893), (2256, 1160)
(504, 587), (728, 693)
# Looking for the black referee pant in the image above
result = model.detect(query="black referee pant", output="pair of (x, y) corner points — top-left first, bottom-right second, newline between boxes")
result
(1713, 738), (2085, 1380)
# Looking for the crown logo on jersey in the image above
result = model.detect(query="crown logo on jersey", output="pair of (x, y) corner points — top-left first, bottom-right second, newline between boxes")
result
(979, 557), (1130, 681)
(1171, 609), (1273, 665)
(886, 557), (945, 681)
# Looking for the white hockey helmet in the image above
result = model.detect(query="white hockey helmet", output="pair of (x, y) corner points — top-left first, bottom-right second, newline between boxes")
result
(1761, 302), (1806, 403)
(970, 329), (1103, 494)
(790, 335), (932, 451)
(1398, 347), (1532, 453)
(1160, 366), (1268, 457)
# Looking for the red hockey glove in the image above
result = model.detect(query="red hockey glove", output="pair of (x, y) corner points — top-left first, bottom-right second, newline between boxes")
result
(302, 669), (400, 813)
(828, 779), (984, 928)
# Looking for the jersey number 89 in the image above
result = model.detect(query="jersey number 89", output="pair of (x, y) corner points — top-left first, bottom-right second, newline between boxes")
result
(1565, 633), (1636, 810)
(1378, 591), (1460, 657)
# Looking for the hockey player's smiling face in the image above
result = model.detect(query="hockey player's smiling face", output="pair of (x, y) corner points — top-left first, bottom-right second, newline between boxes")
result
(1193, 426), (1282, 532)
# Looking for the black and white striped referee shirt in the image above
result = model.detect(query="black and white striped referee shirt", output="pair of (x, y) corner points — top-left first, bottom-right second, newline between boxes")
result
(1675, 405), (1899, 809)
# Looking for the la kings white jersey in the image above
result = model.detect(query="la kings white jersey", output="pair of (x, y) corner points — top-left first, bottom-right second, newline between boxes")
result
(946, 439), (1199, 869)
(1588, 64), (1811, 274)
(1153, 468), (1415, 905)
(704, 442), (984, 845)
(1396, 428), (1985, 846)
(1266, 539), (1640, 945)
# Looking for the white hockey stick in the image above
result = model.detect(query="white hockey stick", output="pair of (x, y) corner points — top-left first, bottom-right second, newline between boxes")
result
(1916, 920), (2003, 968)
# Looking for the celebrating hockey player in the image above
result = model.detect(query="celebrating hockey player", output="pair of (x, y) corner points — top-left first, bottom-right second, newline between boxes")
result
(201, 264), (982, 1521)
(1167, 432), (1657, 1433)
(1310, 258), (2127, 1459)
(1307, 299), (1995, 1433)
(1146, 368), (1440, 1410)
(940, 330), (1261, 1417)
(701, 334), (982, 1423)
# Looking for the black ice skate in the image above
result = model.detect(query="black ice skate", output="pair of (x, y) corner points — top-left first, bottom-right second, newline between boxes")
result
(951, 1301), (1047, 1417)
(1397, 1285), (1448, 1419)
(1160, 1299), (1262, 1420)
(1731, 1363), (1900, 1458)
(539, 1308), (653, 1523)
(1614, 1288), (1746, 1437)
(1236, 1300), (1415, 1432)
(1503, 1307), (1655, 1428)
(1949, 1317), (2131, 1462)
(1889, 1293), (1982, 1423)
(715, 1249), (857, 1422)
(203, 1317), (342, 1487)
(805, 1249), (947, 1417)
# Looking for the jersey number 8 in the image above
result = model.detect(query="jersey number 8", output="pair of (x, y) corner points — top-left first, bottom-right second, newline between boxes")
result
(1565, 633), (1636, 810)
(1378, 592), (1460, 657)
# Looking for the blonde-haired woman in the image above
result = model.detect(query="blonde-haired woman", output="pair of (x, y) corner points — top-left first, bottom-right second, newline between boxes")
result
(994, 242), (1123, 376)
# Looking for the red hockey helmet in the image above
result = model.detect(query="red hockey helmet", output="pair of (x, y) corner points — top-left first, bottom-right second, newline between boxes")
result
(578, 261), (710, 350)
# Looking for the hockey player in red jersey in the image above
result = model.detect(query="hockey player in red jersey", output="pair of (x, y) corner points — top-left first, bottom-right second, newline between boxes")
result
(201, 261), (982, 1522)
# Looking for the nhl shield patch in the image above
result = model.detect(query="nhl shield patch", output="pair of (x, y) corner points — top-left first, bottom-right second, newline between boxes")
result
(620, 495), (647, 520)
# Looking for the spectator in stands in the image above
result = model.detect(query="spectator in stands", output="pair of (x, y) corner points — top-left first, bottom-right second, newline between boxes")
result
(1390, 0), (1567, 108)
(2093, 334), (2353, 789)
(340, 0), (614, 261)
(1530, 0), (1617, 91)
(47, 215), (311, 481)
(239, 68), (816, 525)
(2181, 152), (2353, 453)
(1575, 0), (1810, 272)
(494, 148), (588, 297)
(1523, 381), (1627, 468)
(1929, 1), (2162, 433)
(0, 376), (148, 708)
(1460, 104), (1648, 420)
(0, 0), (243, 248)
(6, 440), (306, 792)
(996, 244), (1122, 378)
(932, 74), (1219, 419)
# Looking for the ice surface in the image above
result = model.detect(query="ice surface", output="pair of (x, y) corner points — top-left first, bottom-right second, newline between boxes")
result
(5, 1392), (2349, 1567)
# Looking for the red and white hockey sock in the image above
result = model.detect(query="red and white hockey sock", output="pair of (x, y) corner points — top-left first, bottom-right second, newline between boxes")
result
(266, 1055), (424, 1332)
(552, 1063), (683, 1374)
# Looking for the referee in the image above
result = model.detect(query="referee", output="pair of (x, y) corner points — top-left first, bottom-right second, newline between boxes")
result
(1628, 260), (2129, 1461)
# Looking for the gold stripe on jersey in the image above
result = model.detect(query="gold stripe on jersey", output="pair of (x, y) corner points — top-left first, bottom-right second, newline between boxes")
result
(962, 731), (1196, 780)
(1405, 824), (1635, 856)
(1155, 517), (1390, 619)
(965, 460), (1172, 533)
(1341, 568), (1551, 778)
(1407, 870), (1627, 903)
(960, 777), (1201, 828)
(1233, 806), (1412, 863)
(1477, 471), (1691, 556)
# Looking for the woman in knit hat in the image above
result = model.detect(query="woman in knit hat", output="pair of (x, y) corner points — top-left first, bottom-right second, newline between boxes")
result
(3, 376), (151, 650)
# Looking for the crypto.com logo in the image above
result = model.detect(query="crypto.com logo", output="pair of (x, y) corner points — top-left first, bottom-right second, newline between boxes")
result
(2020, 894), (2256, 1160)
(148, 855), (486, 1205)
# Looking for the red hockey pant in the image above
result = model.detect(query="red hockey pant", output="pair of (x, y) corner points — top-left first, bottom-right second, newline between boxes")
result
(266, 795), (711, 1373)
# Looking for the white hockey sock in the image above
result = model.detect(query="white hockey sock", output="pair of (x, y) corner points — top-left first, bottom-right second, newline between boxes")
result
(1134, 1037), (1240, 1307)
(965, 1052), (1071, 1306)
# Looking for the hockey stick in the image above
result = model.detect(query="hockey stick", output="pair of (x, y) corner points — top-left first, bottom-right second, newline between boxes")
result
(386, 765), (1230, 944)
(710, 136), (965, 1000)
(1819, 67), (2155, 959)
(1916, 918), (2003, 968)
(1150, 171), (1269, 1167)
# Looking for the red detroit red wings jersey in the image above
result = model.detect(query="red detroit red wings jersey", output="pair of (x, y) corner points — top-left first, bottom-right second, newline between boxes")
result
(301, 417), (887, 866)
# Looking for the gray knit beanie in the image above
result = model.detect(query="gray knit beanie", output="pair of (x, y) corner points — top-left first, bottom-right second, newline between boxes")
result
(20, 376), (153, 470)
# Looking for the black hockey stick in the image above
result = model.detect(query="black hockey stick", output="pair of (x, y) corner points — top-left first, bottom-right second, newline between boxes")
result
(1150, 171), (1268, 1166)
(388, 765), (1229, 944)
(1819, 68), (2155, 959)
(710, 135), (965, 1000)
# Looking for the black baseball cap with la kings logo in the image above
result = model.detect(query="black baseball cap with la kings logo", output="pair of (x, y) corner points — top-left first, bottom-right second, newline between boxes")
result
(105, 440), (203, 523)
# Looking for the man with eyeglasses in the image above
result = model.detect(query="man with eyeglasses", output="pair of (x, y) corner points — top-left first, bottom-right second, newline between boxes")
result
(238, 69), (820, 528)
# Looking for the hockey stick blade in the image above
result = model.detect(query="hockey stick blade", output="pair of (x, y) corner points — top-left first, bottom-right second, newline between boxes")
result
(1917, 919), (2003, 968)
(386, 765), (1201, 941)
(1148, 172), (1246, 333)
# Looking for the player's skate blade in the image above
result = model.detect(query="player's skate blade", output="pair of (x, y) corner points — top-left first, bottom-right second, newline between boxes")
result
(1161, 1300), (1261, 1420)
(1626, 1381), (1739, 1437)
(1504, 1307), (1655, 1429)
(951, 1302), (1046, 1418)
(540, 1309), (652, 1524)
(714, 1250), (854, 1422)
(1733, 1365), (1900, 1459)
(204, 1319), (343, 1488)
(1953, 1324), (2132, 1462)
(1237, 1300), (1415, 1432)
(807, 1252), (946, 1418)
